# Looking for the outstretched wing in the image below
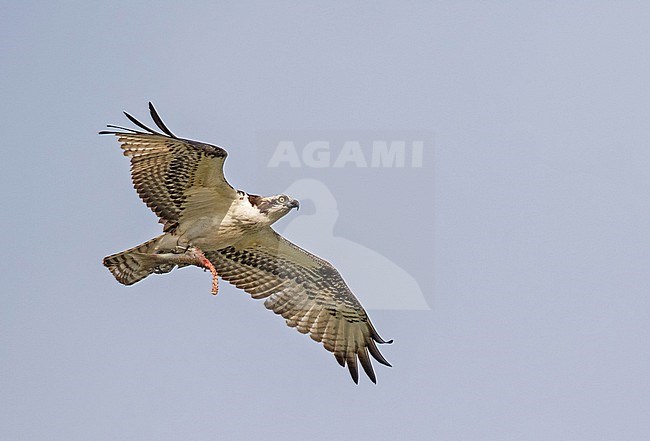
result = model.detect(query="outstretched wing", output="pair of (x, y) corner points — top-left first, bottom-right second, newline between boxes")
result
(100, 103), (238, 232)
(204, 227), (393, 384)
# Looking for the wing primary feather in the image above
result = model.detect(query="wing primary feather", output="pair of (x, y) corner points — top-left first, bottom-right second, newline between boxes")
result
(123, 111), (161, 135)
(346, 353), (359, 384)
(370, 324), (394, 344)
(99, 124), (140, 135)
(358, 347), (376, 384)
(368, 340), (392, 367)
(148, 102), (177, 138)
(334, 352), (345, 367)
(333, 321), (348, 367)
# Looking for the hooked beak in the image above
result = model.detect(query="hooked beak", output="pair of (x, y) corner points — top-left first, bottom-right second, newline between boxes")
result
(289, 199), (300, 210)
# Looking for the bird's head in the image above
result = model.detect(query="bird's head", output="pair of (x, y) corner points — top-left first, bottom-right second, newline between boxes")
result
(251, 193), (300, 223)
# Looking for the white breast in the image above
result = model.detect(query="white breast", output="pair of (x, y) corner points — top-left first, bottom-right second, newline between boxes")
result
(177, 193), (267, 250)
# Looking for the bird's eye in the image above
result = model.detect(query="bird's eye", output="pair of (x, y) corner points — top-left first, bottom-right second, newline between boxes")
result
(278, 196), (287, 203)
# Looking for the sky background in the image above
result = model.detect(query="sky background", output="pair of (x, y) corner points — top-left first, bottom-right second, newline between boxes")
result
(2, 1), (650, 440)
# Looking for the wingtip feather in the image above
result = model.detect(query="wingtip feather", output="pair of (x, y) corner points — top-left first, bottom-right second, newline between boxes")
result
(358, 348), (377, 384)
(148, 102), (176, 138)
(347, 360), (359, 384)
(368, 340), (392, 367)
(123, 111), (160, 135)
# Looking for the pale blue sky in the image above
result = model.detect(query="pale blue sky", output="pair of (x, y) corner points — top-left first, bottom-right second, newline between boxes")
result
(2, 1), (650, 440)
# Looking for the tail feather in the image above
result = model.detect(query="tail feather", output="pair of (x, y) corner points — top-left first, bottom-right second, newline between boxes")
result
(103, 235), (172, 285)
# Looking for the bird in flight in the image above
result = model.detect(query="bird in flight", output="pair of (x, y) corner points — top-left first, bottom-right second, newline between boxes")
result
(101, 103), (392, 383)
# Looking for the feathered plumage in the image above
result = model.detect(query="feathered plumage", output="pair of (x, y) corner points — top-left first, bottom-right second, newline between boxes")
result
(101, 103), (392, 383)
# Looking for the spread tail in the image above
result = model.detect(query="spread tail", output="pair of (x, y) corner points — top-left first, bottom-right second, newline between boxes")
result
(103, 235), (173, 285)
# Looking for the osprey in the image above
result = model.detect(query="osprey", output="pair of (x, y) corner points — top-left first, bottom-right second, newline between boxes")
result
(101, 103), (392, 383)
